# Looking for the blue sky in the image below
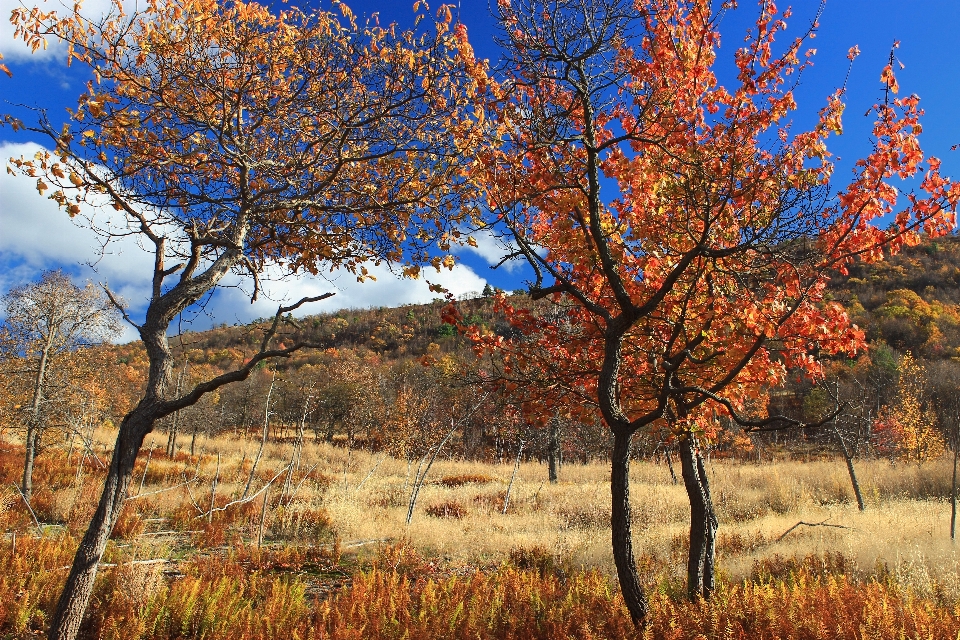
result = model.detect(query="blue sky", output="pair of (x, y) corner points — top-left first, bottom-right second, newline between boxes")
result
(1, 0), (958, 341)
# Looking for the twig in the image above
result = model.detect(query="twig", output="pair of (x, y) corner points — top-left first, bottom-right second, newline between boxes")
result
(776, 518), (856, 542)
(12, 483), (41, 531)
(354, 455), (387, 494)
(285, 462), (320, 507)
(243, 371), (276, 500)
(207, 452), (221, 524)
(136, 443), (156, 496)
(258, 486), (270, 549)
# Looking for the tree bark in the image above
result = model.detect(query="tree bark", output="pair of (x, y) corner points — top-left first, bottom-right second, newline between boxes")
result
(47, 407), (153, 640)
(679, 434), (718, 601)
(611, 430), (648, 627)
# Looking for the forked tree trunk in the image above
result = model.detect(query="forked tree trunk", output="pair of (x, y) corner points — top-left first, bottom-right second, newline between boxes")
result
(47, 406), (155, 640)
(611, 430), (648, 626)
(679, 434), (718, 600)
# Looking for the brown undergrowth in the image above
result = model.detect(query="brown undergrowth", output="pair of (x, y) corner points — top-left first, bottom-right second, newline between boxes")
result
(1, 432), (959, 639)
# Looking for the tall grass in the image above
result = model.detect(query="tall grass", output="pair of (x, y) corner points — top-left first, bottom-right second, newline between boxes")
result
(1, 429), (958, 639)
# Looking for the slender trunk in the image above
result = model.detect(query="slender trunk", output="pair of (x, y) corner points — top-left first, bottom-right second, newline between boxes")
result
(190, 417), (199, 457)
(243, 373), (275, 500)
(548, 420), (560, 484)
(47, 409), (152, 640)
(951, 417), (958, 540)
(23, 334), (55, 504)
(611, 430), (648, 627)
(679, 434), (718, 601)
(503, 440), (524, 514)
(22, 425), (38, 504)
(664, 448), (678, 485)
(406, 421), (457, 524)
(839, 441), (866, 512)
(165, 363), (187, 458)
(207, 453), (220, 524)
(136, 443), (155, 496)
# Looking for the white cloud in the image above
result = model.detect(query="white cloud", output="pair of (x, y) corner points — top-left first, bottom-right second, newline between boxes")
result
(196, 261), (487, 328)
(1, 142), (489, 342)
(456, 225), (526, 273)
(0, 0), (121, 61)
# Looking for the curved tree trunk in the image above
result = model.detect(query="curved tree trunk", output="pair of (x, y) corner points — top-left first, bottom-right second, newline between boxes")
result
(47, 407), (155, 640)
(679, 434), (718, 600)
(611, 430), (648, 627)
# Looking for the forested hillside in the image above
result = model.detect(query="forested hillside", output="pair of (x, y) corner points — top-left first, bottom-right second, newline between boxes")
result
(4, 235), (958, 472)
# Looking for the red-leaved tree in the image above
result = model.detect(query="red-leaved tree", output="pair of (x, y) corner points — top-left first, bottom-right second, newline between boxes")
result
(454, 0), (958, 626)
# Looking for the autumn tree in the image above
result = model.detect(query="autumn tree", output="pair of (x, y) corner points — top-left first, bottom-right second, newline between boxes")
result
(461, 0), (957, 626)
(5, 0), (485, 637)
(873, 352), (945, 465)
(1, 270), (121, 504)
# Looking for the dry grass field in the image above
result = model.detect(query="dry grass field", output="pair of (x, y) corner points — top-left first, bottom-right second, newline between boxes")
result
(1, 428), (959, 638)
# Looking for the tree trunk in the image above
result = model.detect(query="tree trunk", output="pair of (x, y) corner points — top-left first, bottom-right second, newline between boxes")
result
(24, 333), (54, 504)
(611, 430), (648, 627)
(840, 442), (866, 512)
(165, 363), (187, 458)
(951, 417), (958, 540)
(47, 408), (152, 640)
(679, 434), (718, 601)
(22, 424), (38, 504)
(503, 440), (524, 515)
(548, 419), (560, 484)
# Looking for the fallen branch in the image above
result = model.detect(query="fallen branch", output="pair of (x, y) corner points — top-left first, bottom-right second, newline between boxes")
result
(341, 538), (390, 549)
(128, 458), (202, 501)
(138, 530), (202, 537)
(776, 518), (856, 542)
(197, 461), (291, 520)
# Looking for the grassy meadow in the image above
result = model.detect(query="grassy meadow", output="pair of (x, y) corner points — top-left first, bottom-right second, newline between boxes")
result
(1, 428), (959, 639)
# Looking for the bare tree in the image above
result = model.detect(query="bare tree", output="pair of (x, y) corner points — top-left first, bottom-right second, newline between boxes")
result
(1, 270), (121, 504)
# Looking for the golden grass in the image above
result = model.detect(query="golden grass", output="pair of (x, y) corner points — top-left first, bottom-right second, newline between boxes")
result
(2, 427), (959, 638)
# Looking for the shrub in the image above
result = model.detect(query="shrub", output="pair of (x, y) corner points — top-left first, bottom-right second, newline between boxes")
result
(439, 473), (494, 487)
(424, 500), (467, 519)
